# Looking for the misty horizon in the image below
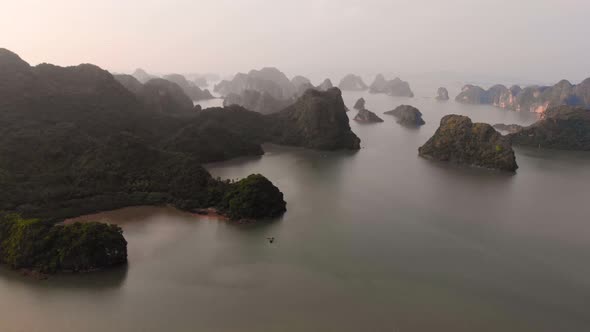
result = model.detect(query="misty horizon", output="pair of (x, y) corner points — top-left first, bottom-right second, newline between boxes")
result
(3, 0), (590, 85)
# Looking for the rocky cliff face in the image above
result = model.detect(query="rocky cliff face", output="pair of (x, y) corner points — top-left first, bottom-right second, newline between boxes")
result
(163, 73), (213, 101)
(419, 115), (518, 172)
(436, 87), (449, 101)
(384, 105), (425, 127)
(369, 75), (414, 97)
(509, 106), (590, 150)
(456, 79), (590, 113)
(455, 84), (521, 108)
(338, 74), (368, 91)
(268, 88), (361, 150)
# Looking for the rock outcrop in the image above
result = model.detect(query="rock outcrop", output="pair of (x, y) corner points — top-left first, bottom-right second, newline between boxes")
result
(350, 97), (382, 123)
(338, 74), (368, 91)
(163, 73), (213, 101)
(385, 78), (414, 97)
(436, 87), (449, 101)
(353, 97), (366, 110)
(419, 115), (518, 172)
(456, 79), (590, 113)
(223, 89), (291, 114)
(268, 88), (361, 150)
(369, 74), (414, 97)
(509, 106), (590, 150)
(0, 213), (127, 273)
(218, 174), (286, 221)
(369, 74), (388, 93)
(316, 78), (334, 91)
(455, 84), (520, 108)
(384, 105), (425, 127)
(354, 109), (384, 123)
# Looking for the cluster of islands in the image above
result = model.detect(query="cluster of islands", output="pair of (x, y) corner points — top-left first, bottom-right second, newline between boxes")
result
(0, 48), (589, 276)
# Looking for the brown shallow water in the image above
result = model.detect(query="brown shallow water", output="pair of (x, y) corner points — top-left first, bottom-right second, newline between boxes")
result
(1, 89), (590, 332)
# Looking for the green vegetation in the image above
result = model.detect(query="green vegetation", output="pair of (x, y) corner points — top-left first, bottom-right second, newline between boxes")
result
(0, 214), (127, 273)
(219, 174), (287, 220)
(0, 50), (356, 222)
(509, 106), (590, 151)
(419, 115), (518, 172)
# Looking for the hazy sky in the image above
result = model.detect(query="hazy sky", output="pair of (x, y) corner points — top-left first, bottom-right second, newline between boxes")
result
(2, 0), (589, 83)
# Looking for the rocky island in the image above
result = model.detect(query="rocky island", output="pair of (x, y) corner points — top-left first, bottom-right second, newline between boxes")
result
(384, 105), (425, 127)
(338, 74), (368, 91)
(419, 115), (518, 172)
(353, 97), (366, 110)
(509, 106), (590, 150)
(214, 67), (297, 100)
(218, 174), (286, 221)
(455, 78), (590, 113)
(214, 68), (323, 113)
(369, 74), (414, 97)
(436, 87), (450, 100)
(0, 214), (127, 274)
(351, 98), (383, 123)
(354, 108), (384, 123)
(268, 88), (362, 149)
(0, 49), (362, 273)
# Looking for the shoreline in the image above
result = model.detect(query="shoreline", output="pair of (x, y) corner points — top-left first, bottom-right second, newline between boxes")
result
(62, 205), (232, 226)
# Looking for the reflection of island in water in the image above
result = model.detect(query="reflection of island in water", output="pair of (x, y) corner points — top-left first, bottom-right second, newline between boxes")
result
(0, 263), (128, 290)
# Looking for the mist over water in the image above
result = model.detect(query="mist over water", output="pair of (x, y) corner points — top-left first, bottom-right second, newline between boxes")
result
(2, 90), (589, 332)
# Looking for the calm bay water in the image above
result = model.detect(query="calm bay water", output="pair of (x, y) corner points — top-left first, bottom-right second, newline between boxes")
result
(2, 87), (590, 332)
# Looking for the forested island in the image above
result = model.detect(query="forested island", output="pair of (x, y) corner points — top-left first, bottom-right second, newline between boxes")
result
(0, 49), (360, 274)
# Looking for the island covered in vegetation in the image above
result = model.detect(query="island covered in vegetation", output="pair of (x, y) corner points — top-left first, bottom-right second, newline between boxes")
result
(0, 213), (127, 274)
(0, 49), (362, 274)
